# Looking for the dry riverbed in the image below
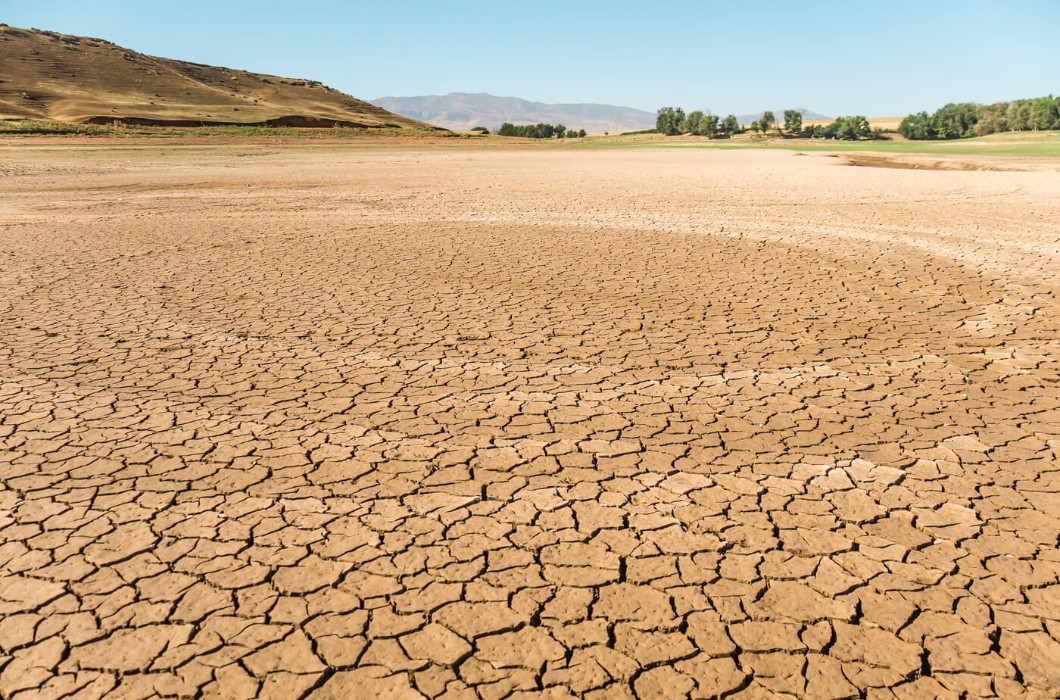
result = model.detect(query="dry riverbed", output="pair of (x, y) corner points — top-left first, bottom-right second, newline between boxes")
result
(1, 142), (1058, 698)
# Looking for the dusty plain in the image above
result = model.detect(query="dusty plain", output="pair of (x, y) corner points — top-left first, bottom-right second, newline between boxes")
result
(1, 141), (1059, 699)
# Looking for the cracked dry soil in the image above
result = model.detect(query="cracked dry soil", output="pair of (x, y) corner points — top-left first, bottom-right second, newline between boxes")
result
(0, 144), (1058, 699)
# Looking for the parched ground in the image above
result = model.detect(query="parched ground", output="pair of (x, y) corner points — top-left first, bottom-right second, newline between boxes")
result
(0, 142), (1058, 699)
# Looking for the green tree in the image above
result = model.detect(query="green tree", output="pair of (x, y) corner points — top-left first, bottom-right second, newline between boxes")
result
(899, 95), (1060, 140)
(825, 116), (871, 140)
(1031, 99), (1057, 130)
(496, 122), (577, 138)
(760, 110), (775, 134)
(1013, 102), (1032, 131)
(721, 114), (739, 136)
(685, 110), (705, 135)
(898, 112), (933, 139)
(783, 109), (803, 135)
(701, 114), (720, 137)
(655, 107), (668, 133)
(656, 107), (680, 135)
(673, 108), (686, 134)
(929, 103), (979, 138)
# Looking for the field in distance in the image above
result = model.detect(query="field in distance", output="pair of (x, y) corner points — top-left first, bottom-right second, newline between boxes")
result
(5, 118), (1059, 161)
(584, 129), (1060, 158)
(804, 116), (904, 131)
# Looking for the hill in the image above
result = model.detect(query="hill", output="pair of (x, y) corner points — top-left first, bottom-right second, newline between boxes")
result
(371, 94), (831, 133)
(0, 25), (438, 130)
(372, 93), (657, 133)
(737, 108), (830, 125)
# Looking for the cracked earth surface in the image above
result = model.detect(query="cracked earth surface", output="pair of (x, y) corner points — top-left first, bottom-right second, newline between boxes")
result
(0, 143), (1058, 699)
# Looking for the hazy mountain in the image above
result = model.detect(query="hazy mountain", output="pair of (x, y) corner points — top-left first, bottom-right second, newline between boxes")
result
(372, 93), (657, 133)
(0, 25), (437, 130)
(371, 93), (830, 132)
(736, 109), (830, 124)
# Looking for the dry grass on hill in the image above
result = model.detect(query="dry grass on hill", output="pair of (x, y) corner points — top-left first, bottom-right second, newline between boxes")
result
(0, 25), (439, 131)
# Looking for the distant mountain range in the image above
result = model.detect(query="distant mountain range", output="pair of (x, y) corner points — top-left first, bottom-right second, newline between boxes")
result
(738, 108), (830, 123)
(371, 93), (830, 132)
(372, 93), (656, 133)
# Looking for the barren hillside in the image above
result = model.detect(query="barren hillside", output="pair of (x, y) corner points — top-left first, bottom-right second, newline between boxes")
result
(0, 25), (439, 129)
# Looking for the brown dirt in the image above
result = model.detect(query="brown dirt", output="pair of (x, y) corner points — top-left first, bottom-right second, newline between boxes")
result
(804, 117), (906, 131)
(840, 153), (1018, 172)
(0, 26), (437, 131)
(1, 142), (1058, 698)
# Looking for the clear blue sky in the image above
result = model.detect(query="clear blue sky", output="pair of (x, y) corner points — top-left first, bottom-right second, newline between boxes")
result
(3, 1), (1057, 116)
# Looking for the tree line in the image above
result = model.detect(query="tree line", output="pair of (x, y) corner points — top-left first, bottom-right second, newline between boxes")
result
(899, 96), (1060, 140)
(656, 107), (741, 137)
(800, 115), (874, 140)
(657, 107), (878, 140)
(497, 123), (586, 138)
